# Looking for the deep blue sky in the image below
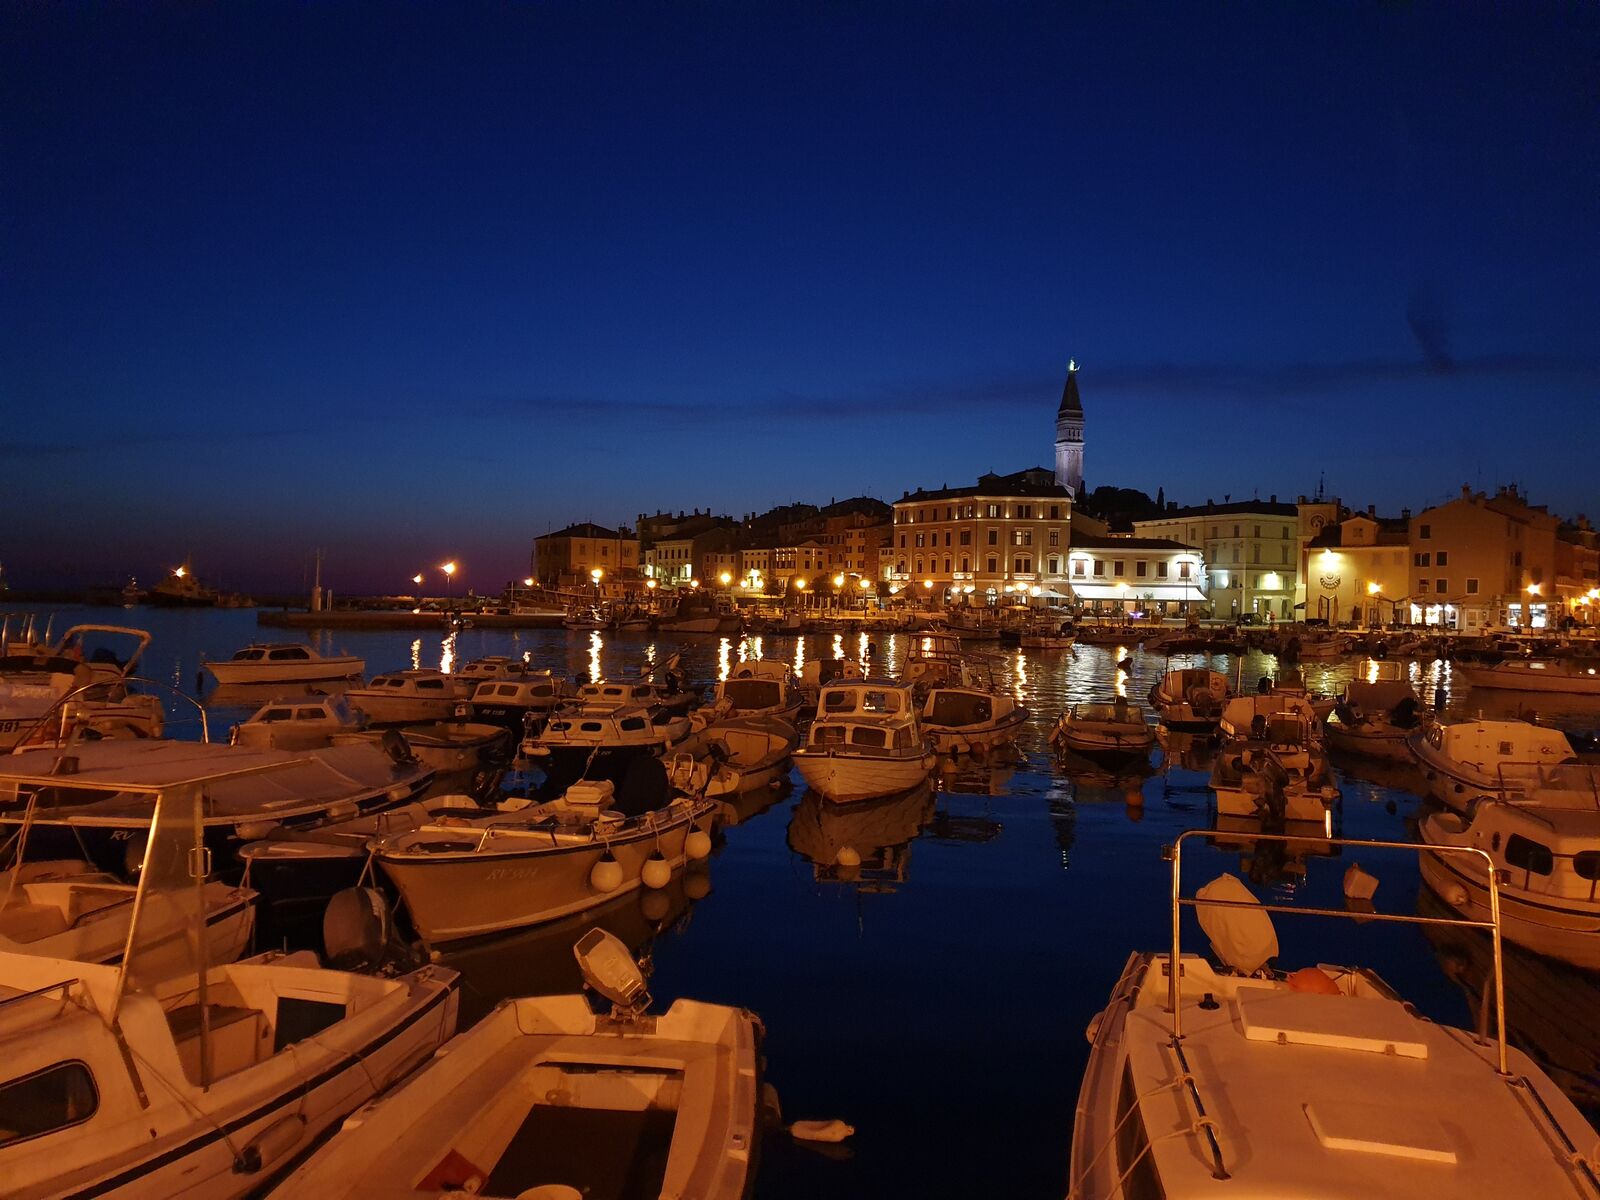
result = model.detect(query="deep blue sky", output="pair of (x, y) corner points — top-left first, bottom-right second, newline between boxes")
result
(4, 3), (1596, 593)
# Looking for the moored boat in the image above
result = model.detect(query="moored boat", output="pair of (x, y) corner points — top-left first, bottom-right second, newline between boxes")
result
(202, 642), (364, 685)
(345, 669), (475, 725)
(1455, 658), (1600, 695)
(1147, 667), (1232, 733)
(1408, 717), (1576, 811)
(276, 929), (760, 1200)
(1069, 828), (1600, 1200)
(1208, 694), (1338, 823)
(1324, 670), (1423, 761)
(1050, 699), (1155, 763)
(792, 680), (936, 803)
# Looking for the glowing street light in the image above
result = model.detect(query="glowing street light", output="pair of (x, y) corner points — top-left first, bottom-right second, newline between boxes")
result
(1366, 581), (1381, 595)
(1526, 582), (1541, 596)
(720, 572), (733, 587)
(833, 574), (845, 588)
(440, 560), (457, 604)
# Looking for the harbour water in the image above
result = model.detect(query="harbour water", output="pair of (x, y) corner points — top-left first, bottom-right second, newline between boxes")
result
(10, 604), (1600, 1198)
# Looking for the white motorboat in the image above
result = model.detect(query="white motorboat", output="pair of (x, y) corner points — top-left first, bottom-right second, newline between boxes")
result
(1293, 630), (1347, 659)
(454, 655), (533, 685)
(1420, 768), (1600, 969)
(232, 694), (365, 751)
(1456, 658), (1600, 695)
(202, 642), (364, 685)
(1325, 670), (1424, 761)
(523, 704), (702, 796)
(469, 671), (574, 735)
(1050, 699), (1156, 763)
(656, 594), (742, 635)
(711, 659), (804, 722)
(1019, 615), (1076, 649)
(0, 738), (436, 871)
(333, 720), (513, 798)
(792, 680), (937, 803)
(1209, 695), (1339, 823)
(920, 683), (1030, 754)
(1147, 667), (1232, 734)
(0, 859), (255, 974)
(277, 929), (760, 1200)
(574, 675), (698, 716)
(0, 624), (162, 751)
(1409, 717), (1576, 811)
(1069, 829), (1600, 1200)
(372, 780), (717, 944)
(695, 715), (799, 797)
(345, 669), (475, 725)
(0, 775), (459, 1199)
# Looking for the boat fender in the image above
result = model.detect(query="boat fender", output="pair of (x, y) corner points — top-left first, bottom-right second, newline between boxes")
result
(590, 854), (624, 893)
(684, 829), (713, 860)
(790, 1119), (855, 1143)
(1443, 882), (1470, 908)
(233, 1113), (307, 1174)
(641, 852), (672, 890)
(1286, 967), (1342, 996)
(1085, 1010), (1105, 1044)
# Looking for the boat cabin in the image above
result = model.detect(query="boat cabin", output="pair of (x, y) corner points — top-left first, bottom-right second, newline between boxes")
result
(228, 644), (317, 665)
(1421, 719), (1573, 777)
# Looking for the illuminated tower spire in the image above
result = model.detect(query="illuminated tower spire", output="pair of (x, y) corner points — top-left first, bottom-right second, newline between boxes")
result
(1054, 359), (1084, 497)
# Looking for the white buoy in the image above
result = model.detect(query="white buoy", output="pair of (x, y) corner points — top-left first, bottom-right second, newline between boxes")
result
(590, 855), (624, 893)
(1343, 862), (1379, 902)
(835, 846), (862, 867)
(1444, 882), (1470, 908)
(684, 829), (713, 860)
(641, 853), (672, 890)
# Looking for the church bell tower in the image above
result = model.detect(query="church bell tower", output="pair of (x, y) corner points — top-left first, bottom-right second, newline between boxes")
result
(1054, 360), (1084, 497)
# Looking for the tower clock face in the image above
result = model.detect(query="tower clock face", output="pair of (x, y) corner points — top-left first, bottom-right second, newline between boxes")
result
(1311, 516), (1325, 529)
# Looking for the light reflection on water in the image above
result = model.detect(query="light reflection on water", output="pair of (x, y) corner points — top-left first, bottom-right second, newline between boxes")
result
(18, 605), (1600, 1198)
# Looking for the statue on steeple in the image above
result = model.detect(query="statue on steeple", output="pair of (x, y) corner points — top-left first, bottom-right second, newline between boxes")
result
(1054, 360), (1085, 498)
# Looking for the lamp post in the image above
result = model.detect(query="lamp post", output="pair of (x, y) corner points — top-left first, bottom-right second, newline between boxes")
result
(441, 561), (457, 607)
(413, 573), (424, 599)
(591, 567), (604, 600)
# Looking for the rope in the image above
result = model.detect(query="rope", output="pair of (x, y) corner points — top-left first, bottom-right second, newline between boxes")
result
(1064, 1073), (1191, 1199)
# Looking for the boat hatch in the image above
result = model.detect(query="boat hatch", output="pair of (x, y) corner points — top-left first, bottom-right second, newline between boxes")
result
(1236, 991), (1429, 1058)
(1304, 1101), (1457, 1163)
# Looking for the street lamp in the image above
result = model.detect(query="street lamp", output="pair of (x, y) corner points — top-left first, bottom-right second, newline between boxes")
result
(441, 561), (457, 605)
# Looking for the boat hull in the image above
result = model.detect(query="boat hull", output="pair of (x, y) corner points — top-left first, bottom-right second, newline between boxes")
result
(1325, 722), (1413, 762)
(793, 750), (936, 803)
(1455, 664), (1600, 695)
(377, 806), (715, 944)
(924, 708), (1029, 754)
(203, 657), (364, 685)
(1421, 852), (1600, 970)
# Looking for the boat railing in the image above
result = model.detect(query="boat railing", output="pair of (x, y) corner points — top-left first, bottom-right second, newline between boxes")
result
(1164, 829), (1510, 1074)
(0, 976), (82, 1018)
(7, 674), (210, 752)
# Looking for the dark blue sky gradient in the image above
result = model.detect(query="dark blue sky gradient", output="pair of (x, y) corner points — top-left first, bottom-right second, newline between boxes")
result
(4, 3), (1597, 593)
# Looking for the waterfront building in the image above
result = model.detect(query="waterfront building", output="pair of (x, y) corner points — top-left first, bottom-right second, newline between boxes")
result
(1053, 361), (1085, 497)
(1133, 498), (1299, 620)
(888, 468), (1073, 604)
(1066, 533), (1205, 615)
(532, 522), (640, 588)
(1408, 484), (1597, 629)
(640, 513), (738, 587)
(1303, 509), (1411, 626)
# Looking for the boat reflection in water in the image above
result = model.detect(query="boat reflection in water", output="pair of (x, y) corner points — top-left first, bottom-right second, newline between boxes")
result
(1329, 747), (1427, 796)
(438, 867), (705, 1025)
(1208, 810), (1340, 891)
(786, 783), (935, 892)
(1054, 745), (1154, 826)
(934, 750), (1018, 796)
(204, 678), (356, 710)
(1420, 887), (1600, 1122)
(715, 776), (791, 827)
(1156, 727), (1216, 773)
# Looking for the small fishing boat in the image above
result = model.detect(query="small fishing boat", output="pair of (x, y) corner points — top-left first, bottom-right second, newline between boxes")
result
(920, 682), (1030, 754)
(334, 720), (513, 798)
(1324, 669), (1423, 761)
(523, 704), (702, 797)
(1147, 667), (1232, 733)
(1455, 658), (1600, 695)
(344, 669), (475, 725)
(0, 624), (162, 751)
(1209, 695), (1338, 823)
(277, 929), (761, 1200)
(232, 694), (365, 751)
(0, 774), (459, 1199)
(1050, 699), (1156, 763)
(454, 655), (534, 685)
(1408, 717), (1576, 811)
(792, 681), (937, 803)
(1419, 767), (1600, 969)
(696, 714), (800, 797)
(469, 671), (575, 735)
(711, 659), (804, 722)
(372, 780), (717, 945)
(202, 642), (364, 685)
(1069, 829), (1600, 1200)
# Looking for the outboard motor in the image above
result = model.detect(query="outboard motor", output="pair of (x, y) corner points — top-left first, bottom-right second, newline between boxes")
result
(324, 886), (397, 971)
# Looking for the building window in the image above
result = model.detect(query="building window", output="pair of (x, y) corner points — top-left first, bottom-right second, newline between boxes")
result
(1159, 562), (1170, 579)
(1280, 546), (1288, 564)
(1420, 524), (1431, 539)
(899, 534), (906, 549)
(959, 530), (971, 546)
(944, 557), (952, 573)
(1252, 545), (1260, 563)
(1136, 561), (1148, 578)
(1048, 555), (1060, 574)
(1436, 578), (1447, 593)
(944, 532), (952, 546)
(1233, 524), (1240, 537)
(1048, 529), (1060, 547)
(1072, 559), (1086, 577)
(1017, 504), (1033, 518)
(1012, 529), (1033, 547)
(1253, 525), (1260, 538)
(915, 533), (924, 548)
(986, 504), (1000, 518)
(987, 529), (999, 546)
(1049, 505), (1060, 519)
(1093, 560), (1105, 577)
(915, 558), (923, 573)
(1419, 579), (1430, 593)
(1467, 578), (1479, 594)
(1436, 551), (1448, 566)
(986, 555), (998, 573)
(961, 556), (970, 572)
(1113, 560), (1125, 576)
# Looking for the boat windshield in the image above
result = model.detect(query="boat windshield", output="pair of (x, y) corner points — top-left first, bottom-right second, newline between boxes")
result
(119, 784), (211, 997)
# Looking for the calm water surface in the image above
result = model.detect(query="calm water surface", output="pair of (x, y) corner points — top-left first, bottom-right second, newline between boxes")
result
(13, 604), (1600, 1198)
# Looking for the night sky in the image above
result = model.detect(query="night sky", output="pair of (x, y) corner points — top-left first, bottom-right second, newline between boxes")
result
(5, 3), (1596, 595)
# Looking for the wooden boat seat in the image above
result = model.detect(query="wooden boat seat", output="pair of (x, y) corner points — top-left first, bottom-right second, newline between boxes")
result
(0, 903), (69, 943)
